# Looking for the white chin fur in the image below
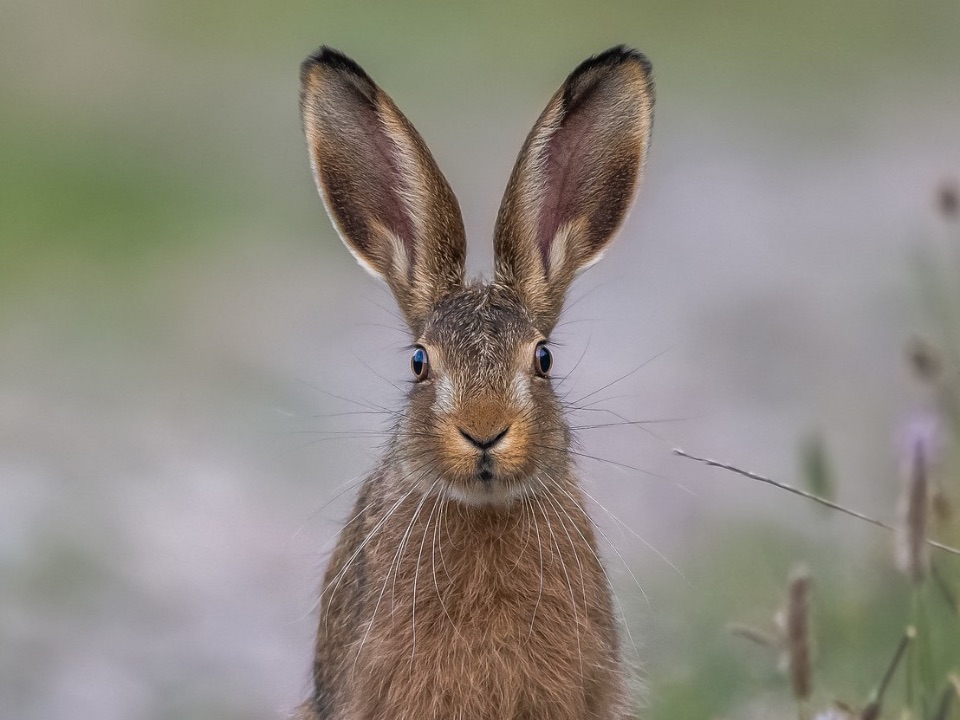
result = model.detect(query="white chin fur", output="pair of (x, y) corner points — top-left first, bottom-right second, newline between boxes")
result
(442, 478), (535, 508)
(398, 459), (537, 508)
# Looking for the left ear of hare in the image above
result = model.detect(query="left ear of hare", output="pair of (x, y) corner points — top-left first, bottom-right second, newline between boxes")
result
(493, 46), (655, 333)
(300, 47), (467, 334)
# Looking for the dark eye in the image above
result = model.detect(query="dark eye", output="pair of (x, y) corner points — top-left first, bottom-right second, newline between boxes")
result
(534, 343), (552, 377)
(411, 346), (429, 381)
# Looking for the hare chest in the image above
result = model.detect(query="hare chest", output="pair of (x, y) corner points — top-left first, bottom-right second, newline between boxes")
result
(338, 494), (631, 720)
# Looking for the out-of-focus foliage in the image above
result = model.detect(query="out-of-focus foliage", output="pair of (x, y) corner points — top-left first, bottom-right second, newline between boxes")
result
(800, 432), (836, 506)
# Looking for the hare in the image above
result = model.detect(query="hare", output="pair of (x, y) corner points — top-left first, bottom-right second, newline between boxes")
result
(296, 45), (655, 720)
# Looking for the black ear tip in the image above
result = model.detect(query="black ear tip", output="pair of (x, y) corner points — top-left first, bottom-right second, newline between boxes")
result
(300, 45), (374, 85)
(569, 45), (653, 82)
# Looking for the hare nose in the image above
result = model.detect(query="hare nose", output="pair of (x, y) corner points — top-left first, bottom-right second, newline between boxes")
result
(459, 426), (510, 451)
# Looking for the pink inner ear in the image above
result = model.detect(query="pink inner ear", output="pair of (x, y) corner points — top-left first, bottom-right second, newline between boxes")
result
(324, 78), (418, 265)
(364, 109), (418, 261)
(536, 103), (595, 270)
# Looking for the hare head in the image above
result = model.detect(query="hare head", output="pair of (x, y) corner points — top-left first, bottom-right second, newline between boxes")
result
(300, 46), (654, 507)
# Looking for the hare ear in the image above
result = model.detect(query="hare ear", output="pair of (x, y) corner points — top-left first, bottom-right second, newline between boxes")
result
(300, 47), (467, 333)
(493, 46), (654, 333)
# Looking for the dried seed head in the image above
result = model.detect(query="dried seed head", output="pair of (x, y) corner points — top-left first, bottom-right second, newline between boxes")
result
(786, 565), (812, 702)
(895, 440), (930, 584)
(932, 484), (952, 525)
(939, 178), (959, 220)
(906, 337), (942, 384)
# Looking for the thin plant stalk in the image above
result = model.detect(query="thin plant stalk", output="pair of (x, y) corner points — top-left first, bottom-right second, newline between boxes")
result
(860, 625), (914, 720)
(672, 448), (960, 557)
(932, 677), (957, 720)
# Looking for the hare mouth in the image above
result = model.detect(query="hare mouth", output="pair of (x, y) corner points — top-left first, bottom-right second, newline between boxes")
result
(477, 455), (495, 483)
(436, 456), (534, 506)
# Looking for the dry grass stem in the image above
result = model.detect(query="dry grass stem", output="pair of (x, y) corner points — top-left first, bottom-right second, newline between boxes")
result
(727, 623), (782, 650)
(672, 448), (960, 557)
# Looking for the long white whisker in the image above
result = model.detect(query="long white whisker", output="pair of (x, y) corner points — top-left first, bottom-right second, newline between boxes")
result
(578, 485), (690, 586)
(539, 483), (588, 612)
(538, 492), (584, 681)
(526, 495), (546, 641)
(354, 478), (441, 668)
(431, 494), (464, 640)
(307, 458), (436, 623)
(542, 476), (643, 667)
(291, 472), (367, 543)
(410, 485), (443, 661)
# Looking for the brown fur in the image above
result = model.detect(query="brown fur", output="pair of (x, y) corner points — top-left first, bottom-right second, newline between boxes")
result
(297, 46), (655, 720)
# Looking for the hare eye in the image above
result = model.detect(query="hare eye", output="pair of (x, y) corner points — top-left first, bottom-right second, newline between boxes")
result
(411, 346), (430, 381)
(534, 343), (552, 377)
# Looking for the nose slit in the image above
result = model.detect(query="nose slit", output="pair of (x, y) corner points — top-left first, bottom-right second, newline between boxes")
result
(459, 426), (510, 451)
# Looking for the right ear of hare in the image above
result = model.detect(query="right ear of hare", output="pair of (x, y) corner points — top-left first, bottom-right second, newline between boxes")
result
(300, 47), (467, 333)
(493, 46), (655, 333)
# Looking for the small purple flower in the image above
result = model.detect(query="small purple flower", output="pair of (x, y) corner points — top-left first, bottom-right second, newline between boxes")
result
(895, 408), (938, 583)
(896, 408), (943, 473)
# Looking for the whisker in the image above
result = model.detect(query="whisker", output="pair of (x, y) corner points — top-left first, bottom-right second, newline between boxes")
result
(349, 349), (407, 394)
(531, 442), (677, 485)
(567, 345), (674, 407)
(303, 482), (414, 624)
(300, 409), (400, 420)
(536, 474), (643, 668)
(526, 494), (546, 641)
(565, 408), (681, 448)
(553, 334), (592, 390)
(290, 472), (367, 542)
(432, 494), (464, 639)
(411, 487), (445, 660)
(537, 491), (584, 680)
(539, 483), (589, 612)
(309, 458), (436, 621)
(295, 378), (395, 415)
(569, 418), (687, 430)
(577, 485), (690, 586)
(354, 478), (440, 668)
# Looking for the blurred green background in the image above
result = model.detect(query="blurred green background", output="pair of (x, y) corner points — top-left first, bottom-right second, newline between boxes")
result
(3, 1), (960, 718)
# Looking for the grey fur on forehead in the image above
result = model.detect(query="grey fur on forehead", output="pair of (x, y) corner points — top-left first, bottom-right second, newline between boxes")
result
(423, 282), (540, 355)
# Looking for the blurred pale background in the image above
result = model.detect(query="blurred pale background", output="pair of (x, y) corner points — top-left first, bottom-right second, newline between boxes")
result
(2, 1), (960, 718)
